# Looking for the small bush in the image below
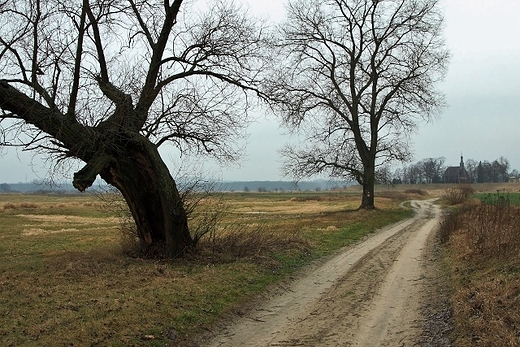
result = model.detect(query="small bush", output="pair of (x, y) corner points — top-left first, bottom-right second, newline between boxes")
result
(198, 223), (310, 268)
(186, 195), (229, 245)
(443, 184), (474, 205)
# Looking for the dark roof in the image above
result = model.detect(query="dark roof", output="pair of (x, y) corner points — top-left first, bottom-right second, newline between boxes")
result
(443, 166), (469, 183)
(444, 167), (460, 177)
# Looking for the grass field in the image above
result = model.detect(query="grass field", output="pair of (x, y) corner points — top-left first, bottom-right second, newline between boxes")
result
(0, 189), (414, 346)
(2, 182), (518, 346)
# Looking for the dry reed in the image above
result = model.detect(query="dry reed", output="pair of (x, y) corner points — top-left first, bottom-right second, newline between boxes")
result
(443, 197), (520, 346)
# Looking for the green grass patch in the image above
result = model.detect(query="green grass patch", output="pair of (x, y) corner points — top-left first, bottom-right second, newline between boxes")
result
(475, 192), (520, 206)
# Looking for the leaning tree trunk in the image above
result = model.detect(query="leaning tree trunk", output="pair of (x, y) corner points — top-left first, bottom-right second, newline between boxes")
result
(0, 80), (193, 257)
(73, 133), (193, 257)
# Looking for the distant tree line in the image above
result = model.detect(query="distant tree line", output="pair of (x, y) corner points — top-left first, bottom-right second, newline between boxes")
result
(377, 156), (517, 185)
(0, 183), (11, 193)
(470, 158), (511, 183)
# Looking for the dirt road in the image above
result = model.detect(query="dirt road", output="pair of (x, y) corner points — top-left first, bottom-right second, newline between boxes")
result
(205, 200), (441, 347)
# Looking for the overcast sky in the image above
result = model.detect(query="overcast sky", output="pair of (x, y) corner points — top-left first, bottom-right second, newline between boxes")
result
(218, 0), (520, 181)
(1, 0), (519, 183)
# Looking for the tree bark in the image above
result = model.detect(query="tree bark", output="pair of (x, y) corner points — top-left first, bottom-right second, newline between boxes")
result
(360, 164), (376, 209)
(73, 133), (193, 257)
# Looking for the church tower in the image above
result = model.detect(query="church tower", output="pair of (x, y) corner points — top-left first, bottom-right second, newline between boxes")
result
(460, 155), (464, 169)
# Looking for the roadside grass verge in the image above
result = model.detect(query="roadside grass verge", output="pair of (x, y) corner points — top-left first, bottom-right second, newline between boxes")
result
(440, 193), (520, 346)
(0, 191), (413, 346)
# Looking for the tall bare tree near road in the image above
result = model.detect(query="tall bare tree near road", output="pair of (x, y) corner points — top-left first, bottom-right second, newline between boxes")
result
(0, 0), (272, 257)
(266, 0), (449, 209)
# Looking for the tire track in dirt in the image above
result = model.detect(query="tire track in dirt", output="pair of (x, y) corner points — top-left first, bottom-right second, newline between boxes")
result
(204, 200), (440, 347)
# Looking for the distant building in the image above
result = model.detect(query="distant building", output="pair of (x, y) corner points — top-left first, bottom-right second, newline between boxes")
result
(443, 156), (470, 184)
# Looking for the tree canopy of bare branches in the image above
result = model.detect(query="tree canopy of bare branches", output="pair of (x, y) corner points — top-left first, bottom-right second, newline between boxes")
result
(0, 0), (272, 256)
(266, 0), (449, 208)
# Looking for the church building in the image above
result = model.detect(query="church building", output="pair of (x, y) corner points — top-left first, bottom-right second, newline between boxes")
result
(443, 156), (470, 184)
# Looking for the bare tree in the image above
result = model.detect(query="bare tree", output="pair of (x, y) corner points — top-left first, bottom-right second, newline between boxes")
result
(477, 158), (510, 183)
(0, 0), (271, 257)
(375, 165), (391, 185)
(421, 157), (445, 183)
(406, 162), (424, 184)
(266, 0), (449, 208)
(494, 157), (510, 183)
(465, 158), (478, 183)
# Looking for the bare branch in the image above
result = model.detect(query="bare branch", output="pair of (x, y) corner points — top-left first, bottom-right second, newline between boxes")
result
(84, 0), (110, 82)
(268, 0), (448, 207)
(127, 0), (155, 47)
(68, 3), (87, 117)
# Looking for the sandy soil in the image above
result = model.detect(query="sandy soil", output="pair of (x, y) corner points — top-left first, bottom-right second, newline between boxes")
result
(203, 200), (442, 347)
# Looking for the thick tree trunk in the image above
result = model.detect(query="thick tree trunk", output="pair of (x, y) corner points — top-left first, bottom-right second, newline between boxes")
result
(360, 165), (376, 209)
(74, 134), (193, 257)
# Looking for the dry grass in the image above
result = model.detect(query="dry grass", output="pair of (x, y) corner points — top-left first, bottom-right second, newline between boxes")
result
(443, 184), (474, 206)
(0, 190), (415, 346)
(3, 202), (38, 209)
(197, 226), (310, 268)
(404, 188), (428, 196)
(442, 196), (520, 346)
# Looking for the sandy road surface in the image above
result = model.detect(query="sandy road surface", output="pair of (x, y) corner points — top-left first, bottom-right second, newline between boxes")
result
(204, 200), (441, 347)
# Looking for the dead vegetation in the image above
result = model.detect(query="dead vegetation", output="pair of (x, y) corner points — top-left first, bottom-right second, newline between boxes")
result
(404, 188), (428, 196)
(3, 202), (39, 209)
(443, 184), (474, 205)
(440, 195), (520, 346)
(196, 226), (310, 268)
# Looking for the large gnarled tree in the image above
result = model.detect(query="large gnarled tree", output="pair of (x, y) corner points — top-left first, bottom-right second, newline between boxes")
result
(267, 0), (449, 208)
(0, 0), (271, 256)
